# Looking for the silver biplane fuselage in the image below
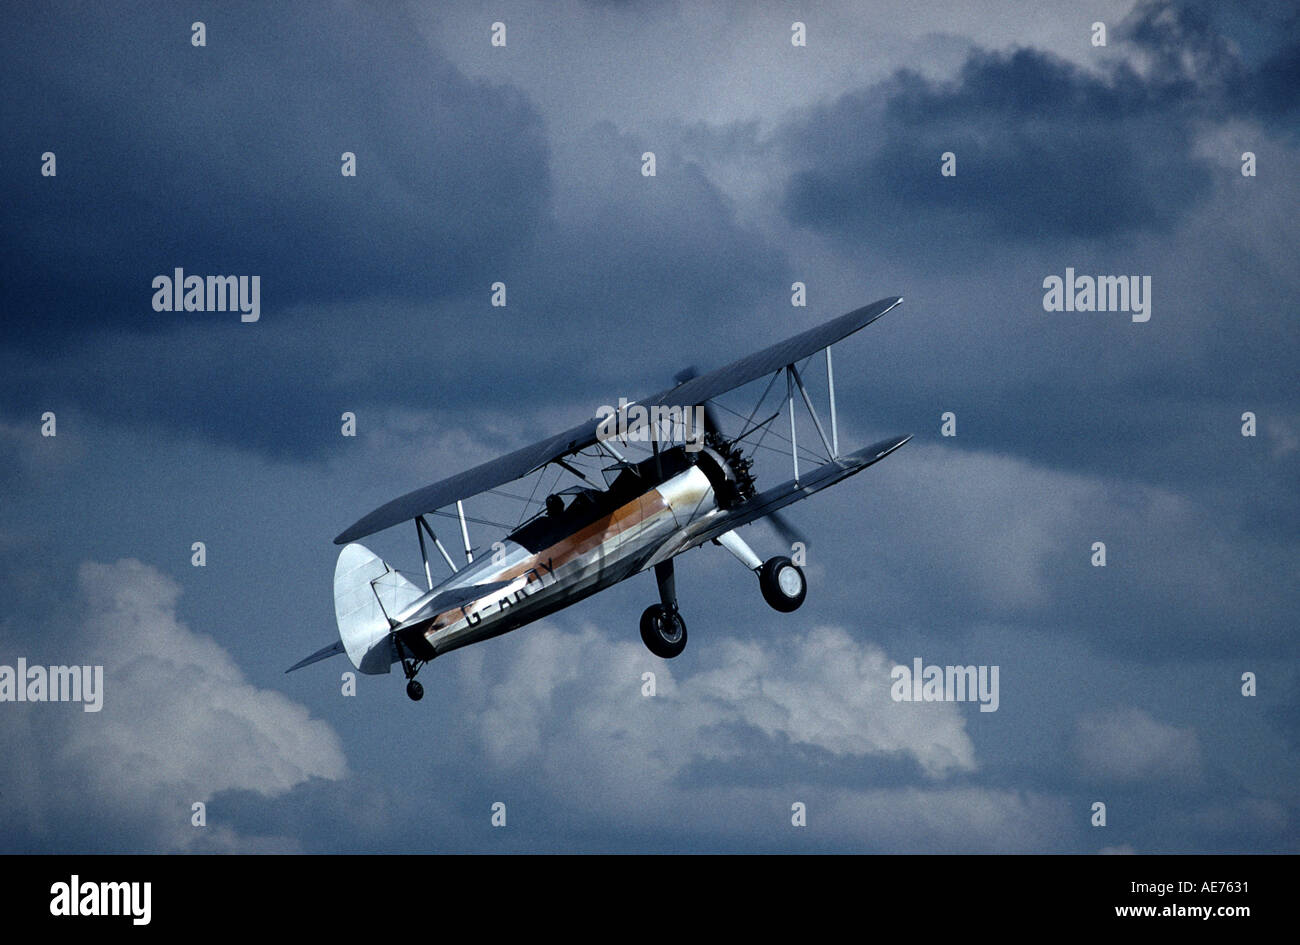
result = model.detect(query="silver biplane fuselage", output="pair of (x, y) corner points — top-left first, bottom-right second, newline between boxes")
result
(398, 449), (715, 661)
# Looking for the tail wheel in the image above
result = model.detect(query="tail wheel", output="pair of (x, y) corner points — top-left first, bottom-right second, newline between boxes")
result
(640, 604), (687, 658)
(759, 556), (806, 612)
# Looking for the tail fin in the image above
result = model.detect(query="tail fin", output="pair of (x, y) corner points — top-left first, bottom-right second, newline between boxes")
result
(334, 542), (426, 675)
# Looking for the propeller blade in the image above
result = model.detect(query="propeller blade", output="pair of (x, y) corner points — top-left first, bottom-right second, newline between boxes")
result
(766, 510), (805, 551)
(673, 366), (723, 438)
(700, 401), (724, 438)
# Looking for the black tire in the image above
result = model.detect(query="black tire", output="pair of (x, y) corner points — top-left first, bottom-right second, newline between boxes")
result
(640, 604), (687, 658)
(759, 556), (806, 612)
(406, 679), (424, 701)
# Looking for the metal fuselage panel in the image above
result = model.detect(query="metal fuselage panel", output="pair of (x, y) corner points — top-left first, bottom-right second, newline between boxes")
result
(407, 465), (718, 659)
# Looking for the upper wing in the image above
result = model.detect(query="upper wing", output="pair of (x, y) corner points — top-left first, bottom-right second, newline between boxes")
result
(639, 296), (902, 413)
(334, 296), (903, 544)
(334, 415), (601, 543)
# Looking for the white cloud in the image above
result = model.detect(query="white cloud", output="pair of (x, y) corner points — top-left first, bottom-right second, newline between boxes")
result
(455, 620), (1073, 849)
(853, 442), (1113, 610)
(0, 559), (346, 850)
(685, 627), (977, 776)
(1073, 706), (1202, 782)
(466, 622), (974, 775)
(823, 440), (1285, 643)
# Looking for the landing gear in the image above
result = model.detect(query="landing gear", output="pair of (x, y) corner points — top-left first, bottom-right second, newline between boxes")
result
(759, 555), (806, 612)
(395, 635), (426, 701)
(641, 604), (687, 658)
(641, 559), (688, 658)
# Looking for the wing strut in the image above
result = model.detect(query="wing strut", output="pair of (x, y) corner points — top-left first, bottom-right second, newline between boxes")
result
(456, 500), (474, 564)
(556, 457), (600, 487)
(786, 366), (799, 483)
(415, 518), (433, 589)
(417, 515), (458, 575)
(826, 346), (839, 458)
(790, 362), (836, 462)
(596, 436), (639, 478)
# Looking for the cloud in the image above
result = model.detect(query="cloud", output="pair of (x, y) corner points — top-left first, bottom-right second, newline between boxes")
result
(1189, 796), (1288, 839)
(1120, 0), (1246, 87)
(0, 1), (551, 345)
(442, 621), (1080, 850)
(1, 0), (1295, 855)
(816, 786), (1070, 852)
(781, 46), (1215, 246)
(0, 68), (790, 461)
(833, 441), (1299, 655)
(1072, 706), (1202, 782)
(779, 0), (1300, 250)
(0, 559), (345, 851)
(467, 622), (975, 778)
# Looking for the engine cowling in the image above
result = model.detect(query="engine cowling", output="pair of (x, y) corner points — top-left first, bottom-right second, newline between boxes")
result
(693, 433), (756, 509)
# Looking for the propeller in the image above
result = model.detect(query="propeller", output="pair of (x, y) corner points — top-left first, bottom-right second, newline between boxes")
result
(672, 366), (699, 385)
(766, 510), (805, 551)
(674, 366), (804, 549)
(673, 366), (723, 438)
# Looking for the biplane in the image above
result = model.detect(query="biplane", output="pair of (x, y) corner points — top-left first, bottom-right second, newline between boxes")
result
(287, 297), (911, 700)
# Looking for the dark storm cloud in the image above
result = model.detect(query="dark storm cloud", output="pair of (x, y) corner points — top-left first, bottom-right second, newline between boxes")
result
(781, 0), (1300, 245)
(0, 1), (550, 348)
(509, 121), (793, 390)
(1123, 0), (1300, 120)
(1246, 40), (1300, 119)
(781, 46), (1216, 243)
(0, 125), (790, 460)
(752, 0), (1299, 518)
(1121, 0), (1245, 85)
(1, 6), (790, 460)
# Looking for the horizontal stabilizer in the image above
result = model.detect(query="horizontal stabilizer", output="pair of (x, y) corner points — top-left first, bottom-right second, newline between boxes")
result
(419, 580), (515, 617)
(285, 639), (345, 673)
(394, 579), (518, 656)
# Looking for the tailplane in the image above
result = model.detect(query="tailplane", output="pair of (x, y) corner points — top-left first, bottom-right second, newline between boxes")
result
(333, 542), (425, 674)
(285, 542), (425, 675)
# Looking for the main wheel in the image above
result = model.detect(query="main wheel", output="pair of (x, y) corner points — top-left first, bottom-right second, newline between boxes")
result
(759, 556), (806, 612)
(640, 604), (687, 658)
(406, 679), (424, 701)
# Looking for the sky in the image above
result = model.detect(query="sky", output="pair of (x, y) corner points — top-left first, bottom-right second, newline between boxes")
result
(1, 0), (1296, 853)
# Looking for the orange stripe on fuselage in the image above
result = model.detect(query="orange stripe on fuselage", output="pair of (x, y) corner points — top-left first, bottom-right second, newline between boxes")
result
(426, 486), (669, 630)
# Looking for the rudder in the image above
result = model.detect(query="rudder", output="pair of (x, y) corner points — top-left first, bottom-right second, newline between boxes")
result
(334, 542), (425, 674)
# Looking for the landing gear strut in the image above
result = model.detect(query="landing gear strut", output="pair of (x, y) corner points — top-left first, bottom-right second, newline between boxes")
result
(394, 636), (426, 701)
(641, 559), (687, 658)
